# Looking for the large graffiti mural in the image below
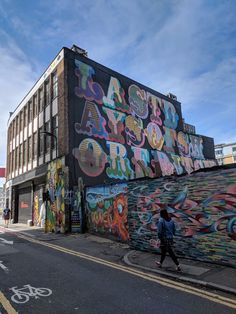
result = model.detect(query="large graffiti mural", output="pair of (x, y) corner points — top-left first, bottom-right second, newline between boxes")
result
(46, 157), (66, 233)
(71, 59), (216, 186)
(86, 184), (129, 242)
(127, 166), (236, 267)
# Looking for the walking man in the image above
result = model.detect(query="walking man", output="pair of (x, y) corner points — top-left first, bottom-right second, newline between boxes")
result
(2, 205), (11, 228)
(156, 209), (181, 271)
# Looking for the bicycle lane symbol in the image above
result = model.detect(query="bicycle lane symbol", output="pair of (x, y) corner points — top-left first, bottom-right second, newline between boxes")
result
(9, 284), (52, 304)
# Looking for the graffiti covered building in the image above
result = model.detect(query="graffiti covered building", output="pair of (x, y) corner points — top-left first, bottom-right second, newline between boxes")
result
(5, 45), (216, 232)
(69, 52), (215, 185)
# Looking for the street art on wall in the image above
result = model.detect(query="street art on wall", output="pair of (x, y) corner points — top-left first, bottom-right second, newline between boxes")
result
(72, 59), (216, 185)
(127, 167), (236, 267)
(64, 189), (82, 233)
(46, 157), (66, 233)
(33, 193), (39, 226)
(33, 186), (44, 226)
(86, 183), (129, 242)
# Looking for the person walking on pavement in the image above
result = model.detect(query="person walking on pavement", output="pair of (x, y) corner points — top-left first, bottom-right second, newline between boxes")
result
(156, 209), (181, 271)
(2, 205), (11, 228)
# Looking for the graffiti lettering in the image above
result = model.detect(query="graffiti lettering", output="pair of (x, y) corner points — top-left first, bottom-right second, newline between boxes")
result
(128, 84), (148, 119)
(74, 60), (104, 104)
(103, 107), (126, 143)
(75, 101), (108, 139)
(145, 122), (164, 150)
(106, 141), (133, 180)
(73, 139), (107, 177)
(162, 100), (179, 129)
(103, 76), (129, 112)
(147, 92), (162, 126)
(125, 115), (145, 147)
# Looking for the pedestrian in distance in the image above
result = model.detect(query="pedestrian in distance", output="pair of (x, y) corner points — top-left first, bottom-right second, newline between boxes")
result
(156, 209), (181, 271)
(2, 205), (11, 228)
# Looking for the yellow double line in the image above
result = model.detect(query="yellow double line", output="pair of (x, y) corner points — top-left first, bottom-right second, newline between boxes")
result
(17, 233), (236, 310)
(0, 292), (17, 314)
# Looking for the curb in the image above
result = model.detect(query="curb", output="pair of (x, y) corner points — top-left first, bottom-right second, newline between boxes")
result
(0, 226), (59, 241)
(123, 251), (236, 297)
(18, 230), (63, 241)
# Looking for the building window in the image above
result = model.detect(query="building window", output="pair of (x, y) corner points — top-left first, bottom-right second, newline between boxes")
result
(52, 115), (58, 150)
(52, 71), (58, 99)
(28, 136), (32, 162)
(24, 106), (27, 128)
(28, 101), (33, 123)
(39, 88), (43, 112)
(13, 120), (16, 138)
(215, 149), (223, 155)
(45, 122), (51, 153)
(232, 147), (236, 153)
(16, 116), (19, 135)
(45, 80), (50, 106)
(12, 149), (15, 172)
(19, 144), (23, 168)
(15, 147), (18, 170)
(33, 94), (38, 117)
(8, 152), (12, 174)
(23, 141), (27, 166)
(39, 127), (44, 156)
(20, 111), (23, 131)
(8, 126), (12, 143)
(15, 147), (19, 170)
(33, 132), (37, 160)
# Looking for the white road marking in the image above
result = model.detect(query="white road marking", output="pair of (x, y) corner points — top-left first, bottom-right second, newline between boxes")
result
(10, 284), (52, 304)
(0, 238), (13, 245)
(0, 261), (9, 273)
(18, 234), (236, 310)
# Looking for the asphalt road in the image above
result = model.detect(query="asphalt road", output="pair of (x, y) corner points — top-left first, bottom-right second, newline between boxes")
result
(0, 231), (236, 314)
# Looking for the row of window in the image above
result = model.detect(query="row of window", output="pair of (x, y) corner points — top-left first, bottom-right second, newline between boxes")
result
(215, 147), (236, 156)
(8, 116), (58, 175)
(8, 72), (58, 141)
(215, 149), (223, 155)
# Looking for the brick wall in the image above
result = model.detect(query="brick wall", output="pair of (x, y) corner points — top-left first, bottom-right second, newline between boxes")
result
(57, 60), (69, 156)
(127, 165), (236, 267)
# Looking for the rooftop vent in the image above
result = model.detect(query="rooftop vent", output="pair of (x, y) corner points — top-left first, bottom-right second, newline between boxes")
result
(167, 93), (177, 101)
(71, 45), (88, 57)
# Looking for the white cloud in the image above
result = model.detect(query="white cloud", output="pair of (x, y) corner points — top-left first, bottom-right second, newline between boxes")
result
(0, 32), (36, 167)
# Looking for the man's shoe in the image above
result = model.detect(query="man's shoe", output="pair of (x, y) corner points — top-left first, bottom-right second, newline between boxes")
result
(155, 261), (162, 268)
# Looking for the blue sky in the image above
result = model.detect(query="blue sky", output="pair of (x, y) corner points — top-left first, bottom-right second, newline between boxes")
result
(0, 0), (236, 185)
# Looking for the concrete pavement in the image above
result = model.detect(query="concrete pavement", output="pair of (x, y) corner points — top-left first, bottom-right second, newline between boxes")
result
(1, 221), (236, 297)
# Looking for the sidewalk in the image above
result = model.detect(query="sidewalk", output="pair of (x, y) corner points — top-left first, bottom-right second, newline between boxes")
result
(1, 221), (236, 296)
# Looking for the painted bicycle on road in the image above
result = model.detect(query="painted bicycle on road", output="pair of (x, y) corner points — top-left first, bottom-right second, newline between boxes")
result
(10, 284), (52, 304)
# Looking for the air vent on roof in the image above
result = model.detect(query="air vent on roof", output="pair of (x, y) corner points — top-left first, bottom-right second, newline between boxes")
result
(167, 93), (177, 101)
(71, 45), (88, 57)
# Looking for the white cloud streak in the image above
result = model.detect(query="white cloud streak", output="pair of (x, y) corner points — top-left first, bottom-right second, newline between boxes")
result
(0, 31), (36, 167)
